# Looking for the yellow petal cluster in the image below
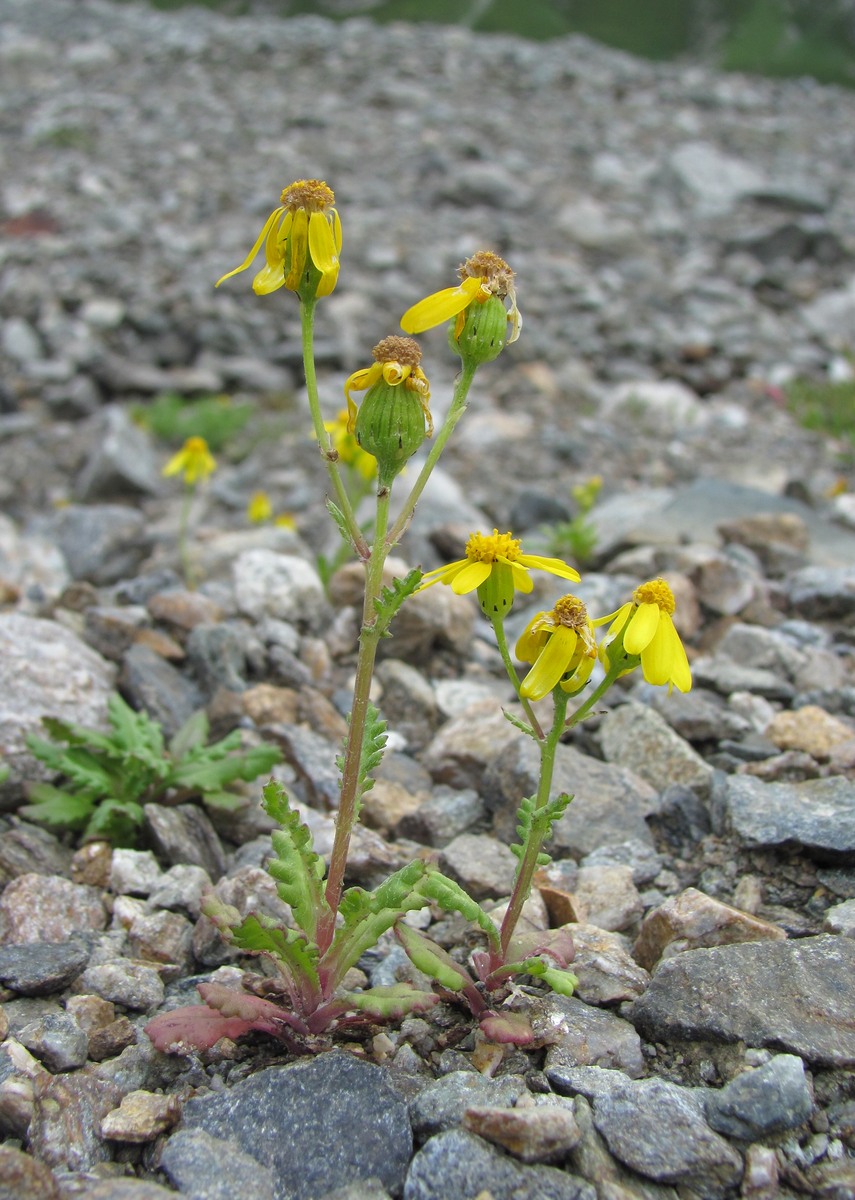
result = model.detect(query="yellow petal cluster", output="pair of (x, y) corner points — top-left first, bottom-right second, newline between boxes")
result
(344, 336), (432, 436)
(600, 578), (692, 693)
(516, 596), (597, 701)
(162, 437), (217, 486)
(420, 529), (580, 617)
(215, 179), (341, 298)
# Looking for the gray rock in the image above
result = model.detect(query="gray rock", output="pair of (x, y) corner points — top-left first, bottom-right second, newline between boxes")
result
(0, 1144), (61, 1200)
(75, 405), (163, 500)
(110, 849), (163, 897)
(273, 723), (342, 809)
(789, 565), (855, 619)
(580, 839), (663, 886)
(77, 961), (165, 1011)
(599, 704), (714, 799)
(234, 549), (327, 629)
(628, 935), (855, 1067)
(159, 1128), (276, 1200)
(715, 773), (855, 860)
(0, 940), (90, 995)
(669, 141), (766, 216)
(44, 504), (152, 586)
(823, 897), (855, 936)
(147, 863), (213, 918)
(180, 1054), (412, 1200)
(120, 643), (203, 739)
(437, 833), (518, 901)
(408, 1071), (527, 1139)
(375, 659), (438, 753)
(143, 802), (227, 879)
(593, 1077), (742, 1198)
(403, 1128), (596, 1200)
(0, 614), (115, 804)
(0, 818), (73, 884)
(396, 786), (484, 847)
(704, 1054), (813, 1139)
(485, 738), (659, 857)
(537, 995), (645, 1077)
(18, 1010), (89, 1072)
(186, 621), (258, 694)
(28, 1070), (122, 1172)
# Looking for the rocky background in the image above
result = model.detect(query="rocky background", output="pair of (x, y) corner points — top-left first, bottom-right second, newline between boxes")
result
(1, 1), (855, 1198)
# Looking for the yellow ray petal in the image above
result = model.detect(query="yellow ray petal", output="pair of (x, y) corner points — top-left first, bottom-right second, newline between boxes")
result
(520, 626), (578, 701)
(623, 602), (659, 656)
(450, 559), (493, 594)
(400, 276), (483, 334)
(215, 206), (284, 288)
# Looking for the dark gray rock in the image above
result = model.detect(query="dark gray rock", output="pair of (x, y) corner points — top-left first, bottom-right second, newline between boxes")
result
(704, 1054), (813, 1139)
(272, 723), (342, 809)
(180, 1053), (412, 1200)
(120, 643), (203, 738)
(396, 786), (484, 847)
(715, 773), (855, 861)
(628, 935), (855, 1067)
(789, 565), (855, 619)
(159, 1128), (276, 1200)
(592, 1077), (742, 1198)
(185, 621), (256, 693)
(403, 1129), (596, 1200)
(484, 739), (658, 857)
(0, 940), (90, 995)
(539, 996), (645, 1078)
(44, 503), (152, 586)
(143, 802), (227, 879)
(75, 405), (163, 501)
(408, 1071), (527, 1139)
(0, 818), (73, 885)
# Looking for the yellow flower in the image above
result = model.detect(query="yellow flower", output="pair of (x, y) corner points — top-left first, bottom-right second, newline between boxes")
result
(247, 491), (273, 523)
(515, 595), (597, 701)
(599, 578), (692, 693)
(324, 409), (377, 482)
(420, 529), (580, 618)
(215, 179), (342, 299)
(345, 336), (433, 485)
(401, 250), (521, 347)
(274, 512), (297, 530)
(162, 437), (217, 486)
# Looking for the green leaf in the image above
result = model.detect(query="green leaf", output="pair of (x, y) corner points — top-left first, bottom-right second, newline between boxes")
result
(221, 912), (321, 992)
(329, 859), (430, 984)
(510, 792), (573, 865)
(84, 798), (145, 847)
(373, 568), (422, 634)
(502, 709), (537, 739)
(261, 780), (329, 941)
(106, 693), (167, 772)
(341, 983), (439, 1021)
(395, 923), (472, 993)
(168, 709), (210, 760)
(171, 744), (281, 793)
(326, 498), (355, 550)
(339, 704), (387, 827)
(200, 790), (247, 812)
(417, 868), (501, 953)
(20, 785), (94, 830)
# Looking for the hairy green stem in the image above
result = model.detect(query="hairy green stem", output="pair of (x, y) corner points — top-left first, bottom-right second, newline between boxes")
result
(490, 613), (545, 740)
(499, 689), (569, 959)
(318, 483), (392, 955)
(387, 360), (477, 548)
(300, 300), (368, 558)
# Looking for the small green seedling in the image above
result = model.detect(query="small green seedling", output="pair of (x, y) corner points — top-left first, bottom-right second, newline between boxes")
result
(23, 693), (281, 847)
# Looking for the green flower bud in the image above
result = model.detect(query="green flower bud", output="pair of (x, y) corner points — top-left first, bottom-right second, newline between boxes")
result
(449, 294), (509, 365)
(355, 378), (429, 487)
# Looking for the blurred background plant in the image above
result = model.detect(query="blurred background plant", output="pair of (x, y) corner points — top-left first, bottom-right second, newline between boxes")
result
(785, 372), (855, 445)
(543, 475), (602, 569)
(132, 391), (255, 454)
(112, 0), (855, 88)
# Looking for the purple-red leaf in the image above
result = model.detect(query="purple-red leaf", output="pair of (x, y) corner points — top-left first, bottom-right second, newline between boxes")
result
(507, 927), (575, 968)
(144, 1005), (264, 1053)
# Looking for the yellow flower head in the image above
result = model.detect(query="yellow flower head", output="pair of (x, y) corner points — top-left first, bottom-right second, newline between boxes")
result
(599, 578), (692, 694)
(401, 250), (522, 351)
(420, 529), (580, 618)
(215, 179), (342, 300)
(247, 491), (274, 524)
(344, 336), (432, 436)
(324, 409), (378, 482)
(162, 436), (217, 486)
(515, 595), (598, 701)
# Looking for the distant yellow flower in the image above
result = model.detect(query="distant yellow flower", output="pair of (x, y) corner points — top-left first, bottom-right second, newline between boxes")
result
(274, 512), (297, 530)
(515, 595), (597, 701)
(401, 250), (521, 346)
(247, 491), (273, 523)
(420, 529), (580, 618)
(215, 179), (342, 299)
(599, 578), (692, 693)
(324, 409), (377, 482)
(163, 437), (217, 486)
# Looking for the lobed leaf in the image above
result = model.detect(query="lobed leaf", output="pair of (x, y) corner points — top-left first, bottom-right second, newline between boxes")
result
(417, 868), (501, 953)
(341, 983), (440, 1021)
(394, 923), (472, 994)
(261, 780), (329, 941)
(330, 860), (430, 983)
(373, 568), (422, 634)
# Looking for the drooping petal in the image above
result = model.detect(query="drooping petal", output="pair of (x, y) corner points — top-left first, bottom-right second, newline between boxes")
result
(520, 554), (581, 583)
(506, 560), (534, 594)
(162, 447), (188, 477)
(284, 209), (309, 292)
(418, 559), (468, 589)
(450, 559), (493, 594)
(559, 650), (597, 693)
(515, 612), (551, 664)
(308, 211), (338, 273)
(215, 206), (285, 287)
(643, 613), (692, 692)
(344, 362), (382, 428)
(252, 262), (287, 295)
(623, 602), (660, 655)
(520, 626), (579, 701)
(400, 276), (483, 334)
(331, 207), (343, 253)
